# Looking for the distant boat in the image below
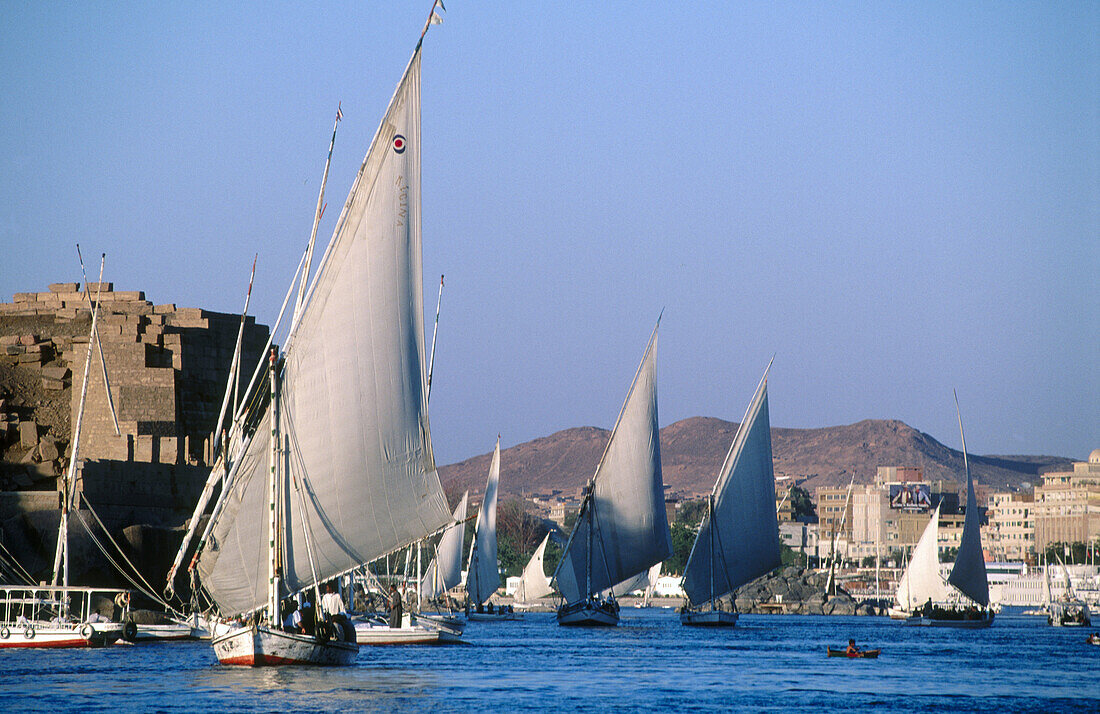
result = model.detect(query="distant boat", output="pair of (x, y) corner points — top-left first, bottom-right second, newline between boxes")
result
(891, 504), (949, 620)
(680, 361), (781, 626)
(552, 321), (673, 626)
(466, 439), (516, 621)
(1046, 554), (1091, 627)
(905, 393), (994, 628)
(175, 2), (456, 666)
(1, 274), (128, 650)
(514, 533), (554, 606)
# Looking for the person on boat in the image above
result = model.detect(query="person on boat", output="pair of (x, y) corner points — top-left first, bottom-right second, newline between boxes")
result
(388, 585), (403, 629)
(321, 583), (346, 618)
(300, 601), (316, 635)
(845, 639), (860, 656)
(282, 601), (301, 632)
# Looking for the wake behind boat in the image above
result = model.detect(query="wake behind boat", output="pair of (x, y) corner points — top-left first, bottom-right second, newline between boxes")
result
(552, 320), (673, 626)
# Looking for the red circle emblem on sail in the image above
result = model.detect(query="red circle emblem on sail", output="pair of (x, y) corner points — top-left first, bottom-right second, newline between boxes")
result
(393, 135), (406, 154)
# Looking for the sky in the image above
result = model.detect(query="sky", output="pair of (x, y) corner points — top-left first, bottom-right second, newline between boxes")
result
(1, 3), (1097, 464)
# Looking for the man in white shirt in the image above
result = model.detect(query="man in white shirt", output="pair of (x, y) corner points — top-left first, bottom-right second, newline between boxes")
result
(320, 583), (346, 618)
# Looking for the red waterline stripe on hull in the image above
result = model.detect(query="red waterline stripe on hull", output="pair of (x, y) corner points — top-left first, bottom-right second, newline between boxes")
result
(218, 654), (305, 666)
(0, 640), (91, 649)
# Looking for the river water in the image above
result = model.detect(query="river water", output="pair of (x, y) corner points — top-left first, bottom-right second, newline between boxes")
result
(2, 612), (1097, 712)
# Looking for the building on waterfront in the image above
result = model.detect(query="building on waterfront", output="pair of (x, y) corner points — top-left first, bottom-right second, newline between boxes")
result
(1032, 449), (1100, 552)
(986, 490), (1036, 562)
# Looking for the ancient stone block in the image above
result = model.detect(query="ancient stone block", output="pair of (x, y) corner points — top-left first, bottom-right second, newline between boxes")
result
(13, 293), (36, 303)
(0, 335), (18, 346)
(19, 421), (38, 449)
(55, 308), (78, 320)
(4, 345), (22, 355)
(134, 435), (154, 462)
(154, 304), (176, 314)
(19, 334), (38, 346)
(86, 282), (113, 293)
(38, 437), (60, 462)
(17, 352), (43, 364)
(49, 282), (80, 293)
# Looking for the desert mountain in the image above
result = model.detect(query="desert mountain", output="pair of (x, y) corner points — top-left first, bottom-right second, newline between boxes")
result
(438, 417), (1072, 501)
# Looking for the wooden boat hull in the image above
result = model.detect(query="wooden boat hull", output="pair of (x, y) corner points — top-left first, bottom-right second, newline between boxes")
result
(212, 623), (358, 666)
(680, 609), (739, 627)
(0, 622), (121, 649)
(827, 647), (880, 658)
(557, 600), (619, 626)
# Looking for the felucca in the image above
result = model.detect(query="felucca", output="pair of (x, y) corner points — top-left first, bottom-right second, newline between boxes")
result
(466, 439), (516, 620)
(168, 1), (456, 665)
(552, 320), (673, 626)
(680, 361), (781, 626)
(906, 393), (994, 628)
(0, 261), (130, 649)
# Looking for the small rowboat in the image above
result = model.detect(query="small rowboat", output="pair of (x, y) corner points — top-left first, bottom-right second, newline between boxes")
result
(827, 647), (880, 659)
(1087, 635), (1100, 646)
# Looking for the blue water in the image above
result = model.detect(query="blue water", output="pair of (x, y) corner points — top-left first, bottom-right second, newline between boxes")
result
(1, 612), (1097, 712)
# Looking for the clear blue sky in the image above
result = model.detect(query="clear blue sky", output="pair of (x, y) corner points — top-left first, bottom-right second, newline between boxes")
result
(2, 3), (1097, 463)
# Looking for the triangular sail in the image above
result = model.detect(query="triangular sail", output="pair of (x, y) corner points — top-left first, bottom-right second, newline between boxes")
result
(422, 492), (468, 600)
(195, 45), (452, 617)
(515, 533), (553, 603)
(681, 366), (781, 606)
(553, 323), (673, 605)
(948, 396), (989, 607)
(895, 504), (948, 610)
(466, 439), (501, 605)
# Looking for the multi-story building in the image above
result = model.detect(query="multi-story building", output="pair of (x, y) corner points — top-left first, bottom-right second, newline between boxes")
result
(986, 490), (1036, 562)
(1033, 449), (1100, 551)
(815, 485), (855, 542)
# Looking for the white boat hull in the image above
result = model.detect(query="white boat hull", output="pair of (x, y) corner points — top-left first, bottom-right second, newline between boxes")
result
(134, 623), (197, 642)
(0, 622), (122, 649)
(212, 624), (358, 666)
(557, 600), (619, 626)
(680, 609), (739, 627)
(887, 607), (912, 620)
(354, 614), (463, 645)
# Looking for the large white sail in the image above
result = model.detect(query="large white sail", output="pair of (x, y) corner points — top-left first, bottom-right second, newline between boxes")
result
(196, 45), (452, 617)
(422, 492), (468, 600)
(895, 504), (948, 610)
(515, 533), (553, 603)
(681, 366), (781, 607)
(554, 323), (673, 605)
(948, 406), (989, 607)
(466, 439), (501, 605)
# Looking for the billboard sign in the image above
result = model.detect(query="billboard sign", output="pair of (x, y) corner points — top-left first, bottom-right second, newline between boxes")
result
(889, 483), (931, 511)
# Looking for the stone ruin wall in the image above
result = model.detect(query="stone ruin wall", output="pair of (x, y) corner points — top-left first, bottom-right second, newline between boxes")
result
(0, 282), (269, 526)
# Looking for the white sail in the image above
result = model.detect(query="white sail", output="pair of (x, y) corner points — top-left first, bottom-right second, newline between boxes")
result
(948, 401), (989, 607)
(605, 560), (662, 598)
(195, 45), (453, 617)
(553, 323), (673, 605)
(422, 492), (468, 600)
(895, 504), (948, 611)
(466, 439), (501, 605)
(681, 366), (781, 607)
(515, 533), (553, 603)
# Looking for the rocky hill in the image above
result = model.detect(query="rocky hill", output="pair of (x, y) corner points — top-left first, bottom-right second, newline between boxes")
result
(438, 417), (1072, 500)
